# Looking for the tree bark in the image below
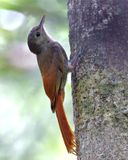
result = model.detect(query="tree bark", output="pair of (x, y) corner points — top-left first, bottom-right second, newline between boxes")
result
(68, 0), (128, 159)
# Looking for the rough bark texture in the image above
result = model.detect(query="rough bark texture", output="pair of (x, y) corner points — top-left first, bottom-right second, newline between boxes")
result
(68, 0), (128, 159)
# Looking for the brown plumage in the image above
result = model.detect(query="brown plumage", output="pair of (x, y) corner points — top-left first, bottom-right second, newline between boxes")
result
(27, 16), (76, 154)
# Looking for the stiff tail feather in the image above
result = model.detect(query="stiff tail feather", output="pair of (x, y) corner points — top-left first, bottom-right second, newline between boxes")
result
(55, 94), (77, 154)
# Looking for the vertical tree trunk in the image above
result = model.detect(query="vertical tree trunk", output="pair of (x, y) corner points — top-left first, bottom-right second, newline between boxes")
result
(68, 0), (128, 159)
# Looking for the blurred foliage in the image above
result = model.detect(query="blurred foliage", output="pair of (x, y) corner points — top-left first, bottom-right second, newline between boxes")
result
(0, 0), (75, 160)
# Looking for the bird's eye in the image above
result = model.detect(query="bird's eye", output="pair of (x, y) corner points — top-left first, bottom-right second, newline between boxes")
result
(36, 32), (40, 37)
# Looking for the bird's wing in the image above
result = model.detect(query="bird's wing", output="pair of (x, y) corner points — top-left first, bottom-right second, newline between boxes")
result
(48, 42), (68, 112)
(51, 42), (68, 72)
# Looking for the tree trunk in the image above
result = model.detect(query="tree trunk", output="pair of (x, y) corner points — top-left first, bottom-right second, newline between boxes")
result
(67, 0), (128, 159)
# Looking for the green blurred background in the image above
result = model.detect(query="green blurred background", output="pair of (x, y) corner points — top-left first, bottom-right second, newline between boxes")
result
(0, 0), (76, 159)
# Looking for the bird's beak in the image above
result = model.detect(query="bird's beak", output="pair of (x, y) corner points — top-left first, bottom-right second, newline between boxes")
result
(38, 15), (45, 31)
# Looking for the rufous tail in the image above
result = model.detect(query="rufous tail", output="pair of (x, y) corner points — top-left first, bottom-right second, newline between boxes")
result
(55, 93), (76, 154)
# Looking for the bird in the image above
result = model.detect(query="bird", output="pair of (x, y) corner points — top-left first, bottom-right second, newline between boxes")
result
(27, 16), (76, 154)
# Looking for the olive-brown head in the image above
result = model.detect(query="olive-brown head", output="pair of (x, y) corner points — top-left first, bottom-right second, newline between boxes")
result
(27, 16), (49, 55)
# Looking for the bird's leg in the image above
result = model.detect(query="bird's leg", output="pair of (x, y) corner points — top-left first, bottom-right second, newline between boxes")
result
(68, 61), (74, 72)
(68, 53), (80, 72)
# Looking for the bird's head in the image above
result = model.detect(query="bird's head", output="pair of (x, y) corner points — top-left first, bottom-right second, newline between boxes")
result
(27, 16), (48, 55)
